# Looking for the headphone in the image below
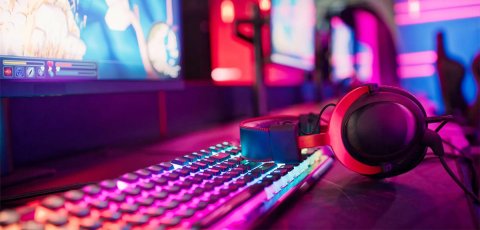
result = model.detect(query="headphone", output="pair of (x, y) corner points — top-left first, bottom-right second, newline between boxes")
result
(240, 84), (446, 178)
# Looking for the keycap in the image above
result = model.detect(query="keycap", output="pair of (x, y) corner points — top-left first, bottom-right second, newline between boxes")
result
(135, 169), (151, 178)
(0, 210), (19, 226)
(175, 193), (193, 203)
(137, 197), (154, 206)
(67, 205), (90, 217)
(225, 171), (240, 178)
(233, 179), (247, 187)
(151, 177), (168, 186)
(227, 183), (239, 191)
(151, 191), (169, 200)
(100, 210), (121, 221)
(202, 182), (215, 191)
(211, 152), (230, 162)
(41, 195), (65, 209)
(213, 165), (228, 172)
(175, 168), (191, 176)
(187, 176), (203, 184)
(186, 164), (200, 172)
(64, 190), (84, 202)
(269, 171), (282, 181)
(99, 179), (117, 191)
(242, 161), (261, 170)
(143, 207), (165, 217)
(176, 208), (196, 218)
(175, 180), (193, 189)
(158, 216), (182, 227)
(46, 213), (68, 226)
(21, 221), (44, 230)
(205, 168), (221, 176)
(163, 172), (180, 181)
(251, 163), (276, 176)
(83, 184), (101, 195)
(199, 149), (211, 156)
(120, 173), (138, 183)
(228, 149), (241, 155)
(123, 186), (141, 196)
(89, 199), (109, 210)
(196, 172), (212, 180)
(79, 218), (102, 230)
(147, 165), (164, 174)
(107, 193), (126, 203)
(161, 200), (179, 210)
(204, 194), (220, 204)
(172, 157), (189, 165)
(191, 187), (205, 196)
(125, 214), (149, 226)
(158, 162), (174, 170)
(202, 158), (215, 165)
(138, 181), (155, 190)
(191, 152), (206, 159)
(194, 201), (208, 210)
(183, 154), (197, 161)
(165, 185), (182, 194)
(217, 188), (230, 197)
(261, 176), (274, 186)
(192, 162), (208, 169)
(119, 203), (139, 213)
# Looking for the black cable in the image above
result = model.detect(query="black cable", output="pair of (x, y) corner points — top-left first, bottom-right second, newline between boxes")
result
(433, 118), (480, 204)
(303, 103), (336, 135)
(438, 156), (480, 204)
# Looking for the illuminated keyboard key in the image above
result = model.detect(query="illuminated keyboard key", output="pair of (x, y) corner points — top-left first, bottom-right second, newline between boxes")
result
(46, 213), (68, 226)
(89, 199), (109, 210)
(83, 185), (101, 195)
(79, 218), (102, 230)
(120, 173), (138, 183)
(172, 157), (190, 165)
(176, 208), (196, 218)
(158, 216), (182, 227)
(100, 210), (121, 221)
(107, 193), (126, 203)
(125, 214), (149, 226)
(135, 169), (151, 178)
(137, 197), (154, 206)
(158, 162), (174, 170)
(147, 165), (163, 174)
(123, 187), (141, 196)
(67, 204), (90, 217)
(138, 181), (155, 190)
(150, 191), (168, 200)
(0, 210), (19, 226)
(99, 180), (117, 191)
(64, 190), (84, 202)
(41, 195), (65, 210)
(211, 152), (230, 162)
(150, 177), (168, 186)
(161, 200), (179, 210)
(143, 207), (165, 217)
(119, 203), (139, 213)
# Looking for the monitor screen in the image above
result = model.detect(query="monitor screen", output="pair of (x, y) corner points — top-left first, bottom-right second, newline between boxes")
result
(270, 0), (316, 71)
(0, 0), (182, 96)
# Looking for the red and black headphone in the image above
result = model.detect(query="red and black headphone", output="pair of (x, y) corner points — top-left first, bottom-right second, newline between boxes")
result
(240, 84), (446, 178)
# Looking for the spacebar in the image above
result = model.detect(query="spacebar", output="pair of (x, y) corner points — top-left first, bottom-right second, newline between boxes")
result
(195, 184), (263, 228)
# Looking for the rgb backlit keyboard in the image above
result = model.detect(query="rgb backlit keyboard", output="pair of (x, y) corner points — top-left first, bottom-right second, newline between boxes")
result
(0, 142), (333, 229)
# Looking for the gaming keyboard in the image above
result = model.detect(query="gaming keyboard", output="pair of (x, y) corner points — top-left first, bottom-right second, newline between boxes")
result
(0, 142), (333, 229)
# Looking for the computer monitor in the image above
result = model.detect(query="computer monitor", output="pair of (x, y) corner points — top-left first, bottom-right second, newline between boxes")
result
(270, 0), (316, 71)
(0, 0), (183, 97)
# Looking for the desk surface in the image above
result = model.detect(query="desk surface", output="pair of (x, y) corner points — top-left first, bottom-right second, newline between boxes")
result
(2, 103), (478, 229)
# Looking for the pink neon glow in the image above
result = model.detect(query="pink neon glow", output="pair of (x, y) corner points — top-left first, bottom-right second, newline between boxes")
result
(395, 5), (480, 25)
(221, 0), (235, 23)
(395, 0), (480, 14)
(397, 51), (437, 65)
(166, 0), (173, 25)
(397, 64), (436, 78)
(116, 181), (128, 190)
(354, 10), (378, 84)
(259, 0), (271, 11)
(211, 67), (241, 81)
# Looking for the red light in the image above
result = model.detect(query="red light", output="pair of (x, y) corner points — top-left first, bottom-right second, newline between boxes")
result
(3, 67), (12, 77)
(259, 0), (271, 11)
(221, 0), (235, 23)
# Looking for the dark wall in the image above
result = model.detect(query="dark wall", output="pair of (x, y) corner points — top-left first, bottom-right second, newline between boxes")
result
(6, 84), (302, 168)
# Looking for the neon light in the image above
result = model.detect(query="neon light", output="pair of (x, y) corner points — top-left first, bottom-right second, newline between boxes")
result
(211, 67), (241, 81)
(395, 0), (480, 14)
(407, 0), (420, 18)
(221, 0), (235, 23)
(397, 64), (435, 78)
(259, 0), (271, 11)
(395, 5), (480, 25)
(397, 51), (437, 65)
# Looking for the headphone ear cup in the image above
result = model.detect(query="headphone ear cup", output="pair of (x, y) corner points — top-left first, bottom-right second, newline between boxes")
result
(338, 85), (429, 178)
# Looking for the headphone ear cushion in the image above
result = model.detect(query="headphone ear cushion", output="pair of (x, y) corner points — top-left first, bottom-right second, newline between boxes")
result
(340, 86), (429, 178)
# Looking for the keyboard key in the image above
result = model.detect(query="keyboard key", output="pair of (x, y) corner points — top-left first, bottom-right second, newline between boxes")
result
(99, 180), (117, 190)
(202, 182), (215, 191)
(137, 197), (154, 206)
(165, 185), (182, 194)
(151, 191), (169, 200)
(83, 185), (101, 195)
(201, 158), (215, 165)
(186, 164), (200, 172)
(192, 162), (208, 169)
(175, 194), (193, 203)
(143, 207), (165, 217)
(233, 179), (247, 187)
(217, 188), (230, 197)
(67, 205), (90, 217)
(64, 190), (84, 202)
(176, 208), (196, 218)
(187, 176), (203, 184)
(151, 177), (168, 186)
(119, 203), (139, 213)
(120, 173), (138, 183)
(194, 201), (208, 210)
(242, 161), (261, 170)
(175, 180), (193, 189)
(21, 221), (43, 230)
(163, 172), (180, 181)
(211, 152), (230, 162)
(158, 162), (174, 170)
(107, 193), (126, 203)
(147, 165), (164, 174)
(125, 214), (149, 226)
(251, 163), (276, 176)
(213, 165), (228, 172)
(138, 181), (155, 190)
(192, 152), (206, 159)
(205, 168), (221, 176)
(41, 195), (65, 210)
(100, 210), (121, 221)
(79, 218), (102, 230)
(196, 172), (213, 180)
(89, 199), (109, 210)
(183, 154), (197, 161)
(46, 213), (68, 226)
(123, 187), (141, 196)
(175, 168), (191, 176)
(135, 169), (151, 178)
(191, 187), (204, 196)
(172, 157), (189, 165)
(158, 216), (182, 227)
(161, 200), (179, 210)
(0, 210), (19, 226)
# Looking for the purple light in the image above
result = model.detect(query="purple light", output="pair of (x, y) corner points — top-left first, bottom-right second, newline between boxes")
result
(397, 51), (437, 65)
(397, 64), (435, 78)
(116, 181), (128, 190)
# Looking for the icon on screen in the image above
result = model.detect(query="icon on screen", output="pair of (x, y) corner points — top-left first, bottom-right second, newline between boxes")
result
(36, 66), (45, 78)
(3, 66), (13, 77)
(14, 66), (25, 78)
(26, 66), (35, 78)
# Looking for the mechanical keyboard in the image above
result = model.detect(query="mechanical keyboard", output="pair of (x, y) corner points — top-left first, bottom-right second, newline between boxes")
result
(0, 142), (333, 229)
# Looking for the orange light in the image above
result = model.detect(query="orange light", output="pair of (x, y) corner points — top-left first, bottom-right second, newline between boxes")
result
(259, 0), (271, 11)
(221, 0), (235, 23)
